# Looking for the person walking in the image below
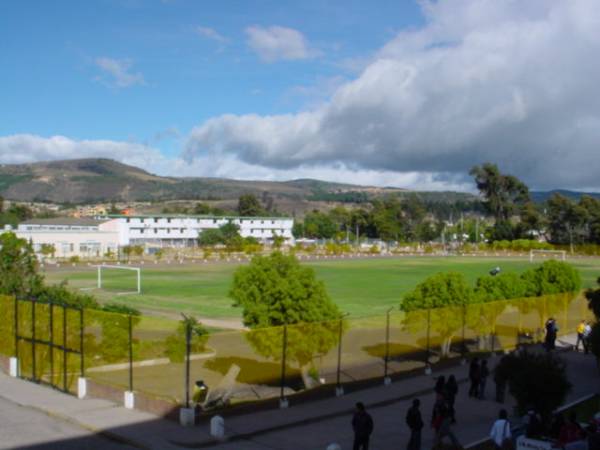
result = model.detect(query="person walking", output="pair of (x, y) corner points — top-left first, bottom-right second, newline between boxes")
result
(352, 402), (374, 450)
(445, 375), (458, 423)
(584, 321), (592, 355)
(479, 359), (490, 399)
(469, 357), (481, 397)
(545, 318), (558, 351)
(576, 320), (586, 352)
(434, 376), (446, 396)
(494, 365), (507, 404)
(490, 410), (511, 450)
(434, 408), (461, 449)
(406, 399), (424, 450)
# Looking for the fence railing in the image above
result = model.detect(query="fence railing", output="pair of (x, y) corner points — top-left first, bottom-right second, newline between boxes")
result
(0, 291), (593, 409)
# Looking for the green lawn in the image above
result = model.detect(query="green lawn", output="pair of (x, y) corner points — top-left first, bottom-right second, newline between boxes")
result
(43, 256), (600, 319)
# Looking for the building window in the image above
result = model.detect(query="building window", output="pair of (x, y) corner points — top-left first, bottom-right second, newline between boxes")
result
(167, 218), (171, 223)
(126, 218), (130, 223)
(154, 229), (158, 234)
(213, 219), (217, 224)
(167, 229), (170, 234)
(180, 228), (184, 233)
(140, 229), (144, 234)
(154, 218), (158, 223)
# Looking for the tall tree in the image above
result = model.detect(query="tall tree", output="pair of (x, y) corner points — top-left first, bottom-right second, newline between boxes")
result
(237, 194), (265, 217)
(547, 194), (588, 252)
(470, 163), (530, 240)
(0, 232), (44, 298)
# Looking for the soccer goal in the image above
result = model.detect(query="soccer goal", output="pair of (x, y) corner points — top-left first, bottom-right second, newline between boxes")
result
(529, 249), (567, 263)
(96, 265), (141, 295)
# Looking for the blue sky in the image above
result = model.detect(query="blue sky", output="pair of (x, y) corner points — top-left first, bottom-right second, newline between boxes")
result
(2, 0), (600, 191)
(1, 0), (422, 156)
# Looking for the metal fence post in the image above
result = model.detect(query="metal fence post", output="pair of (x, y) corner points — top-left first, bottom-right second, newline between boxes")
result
(279, 324), (288, 408)
(425, 308), (431, 369)
(31, 299), (36, 381)
(461, 304), (467, 361)
(62, 305), (67, 392)
(128, 314), (133, 393)
(14, 298), (19, 363)
(384, 307), (393, 383)
(50, 303), (54, 385)
(184, 318), (191, 409)
(80, 308), (84, 378)
(335, 314), (348, 396)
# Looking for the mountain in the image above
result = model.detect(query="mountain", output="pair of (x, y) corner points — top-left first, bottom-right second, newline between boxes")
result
(530, 189), (600, 203)
(0, 158), (398, 204)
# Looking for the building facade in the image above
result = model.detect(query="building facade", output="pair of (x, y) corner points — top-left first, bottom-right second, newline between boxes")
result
(7, 218), (120, 258)
(102, 214), (294, 247)
(1, 214), (295, 257)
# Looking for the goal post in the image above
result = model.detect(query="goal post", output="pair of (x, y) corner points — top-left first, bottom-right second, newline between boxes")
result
(96, 264), (141, 295)
(529, 249), (567, 263)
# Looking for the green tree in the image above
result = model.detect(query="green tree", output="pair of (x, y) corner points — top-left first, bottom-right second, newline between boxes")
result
(521, 260), (581, 297)
(198, 228), (224, 246)
(164, 316), (209, 363)
(470, 163), (530, 241)
(229, 252), (341, 385)
(495, 350), (571, 421)
(0, 232), (44, 298)
(95, 303), (141, 363)
(238, 194), (264, 217)
(40, 243), (56, 259)
(401, 272), (474, 357)
(547, 194), (589, 252)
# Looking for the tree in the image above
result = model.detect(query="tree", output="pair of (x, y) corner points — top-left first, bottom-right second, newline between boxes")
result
(198, 228), (224, 246)
(0, 232), (44, 298)
(401, 272), (474, 357)
(229, 252), (341, 385)
(230, 252), (339, 327)
(470, 163), (530, 241)
(40, 243), (56, 259)
(238, 194), (264, 217)
(521, 260), (581, 297)
(0, 195), (4, 214)
(495, 350), (571, 421)
(547, 194), (588, 252)
(164, 316), (209, 363)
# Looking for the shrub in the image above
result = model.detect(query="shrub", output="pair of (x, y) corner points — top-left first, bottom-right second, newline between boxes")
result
(495, 349), (571, 420)
(521, 260), (581, 297)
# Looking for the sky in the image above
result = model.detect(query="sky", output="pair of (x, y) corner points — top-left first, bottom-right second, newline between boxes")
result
(1, 0), (600, 192)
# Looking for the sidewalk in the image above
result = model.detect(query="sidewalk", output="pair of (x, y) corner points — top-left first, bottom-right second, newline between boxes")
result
(0, 336), (598, 450)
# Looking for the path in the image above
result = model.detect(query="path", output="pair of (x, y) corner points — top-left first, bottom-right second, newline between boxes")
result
(1, 335), (598, 450)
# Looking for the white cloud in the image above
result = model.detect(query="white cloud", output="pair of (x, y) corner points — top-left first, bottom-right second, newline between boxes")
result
(184, 0), (600, 191)
(245, 25), (317, 62)
(94, 57), (145, 88)
(0, 134), (472, 191)
(195, 26), (228, 45)
(0, 135), (165, 170)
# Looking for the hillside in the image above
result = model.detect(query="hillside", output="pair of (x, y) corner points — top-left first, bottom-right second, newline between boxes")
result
(0, 159), (477, 208)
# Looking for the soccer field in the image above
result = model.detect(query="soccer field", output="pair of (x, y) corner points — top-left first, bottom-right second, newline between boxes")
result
(43, 256), (600, 320)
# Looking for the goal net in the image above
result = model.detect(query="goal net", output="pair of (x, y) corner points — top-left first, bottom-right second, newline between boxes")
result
(96, 265), (141, 295)
(529, 249), (567, 263)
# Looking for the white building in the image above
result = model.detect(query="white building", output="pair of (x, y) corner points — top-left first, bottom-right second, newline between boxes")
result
(1, 214), (295, 257)
(7, 218), (120, 258)
(101, 214), (294, 247)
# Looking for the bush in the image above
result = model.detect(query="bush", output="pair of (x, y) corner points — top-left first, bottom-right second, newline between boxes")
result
(496, 349), (571, 420)
(164, 317), (209, 363)
(521, 260), (581, 297)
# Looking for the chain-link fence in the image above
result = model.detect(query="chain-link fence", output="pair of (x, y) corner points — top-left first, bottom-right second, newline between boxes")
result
(0, 292), (593, 410)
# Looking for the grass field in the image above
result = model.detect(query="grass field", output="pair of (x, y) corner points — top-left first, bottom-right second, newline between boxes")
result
(43, 256), (600, 320)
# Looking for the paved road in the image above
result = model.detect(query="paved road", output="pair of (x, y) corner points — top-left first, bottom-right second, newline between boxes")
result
(0, 396), (135, 450)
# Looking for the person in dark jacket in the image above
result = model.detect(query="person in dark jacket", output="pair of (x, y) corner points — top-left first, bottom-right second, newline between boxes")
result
(469, 358), (481, 397)
(479, 359), (490, 399)
(406, 398), (424, 450)
(494, 366), (507, 404)
(352, 402), (374, 450)
(545, 318), (558, 351)
(445, 375), (458, 423)
(434, 376), (446, 396)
